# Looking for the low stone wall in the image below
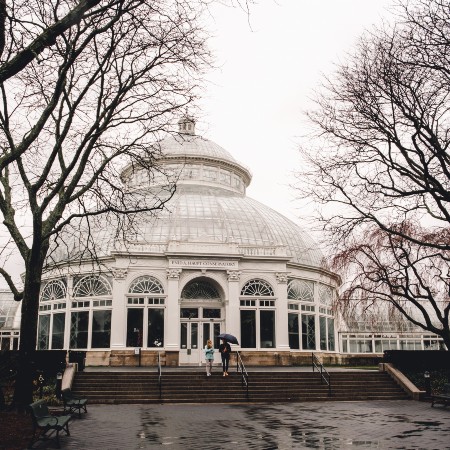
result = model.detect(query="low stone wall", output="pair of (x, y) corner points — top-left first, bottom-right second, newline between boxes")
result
(109, 350), (165, 367)
(84, 350), (381, 367)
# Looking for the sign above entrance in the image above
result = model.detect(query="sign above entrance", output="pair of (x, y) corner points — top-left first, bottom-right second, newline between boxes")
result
(169, 259), (238, 270)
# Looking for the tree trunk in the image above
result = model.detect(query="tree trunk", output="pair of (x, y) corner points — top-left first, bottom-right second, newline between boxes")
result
(13, 254), (45, 411)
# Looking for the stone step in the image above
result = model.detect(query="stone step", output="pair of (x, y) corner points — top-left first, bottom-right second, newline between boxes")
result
(71, 370), (409, 404)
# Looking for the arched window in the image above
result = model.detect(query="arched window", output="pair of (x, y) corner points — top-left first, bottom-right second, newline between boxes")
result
(240, 279), (275, 350)
(73, 275), (112, 297)
(181, 280), (220, 299)
(126, 275), (166, 350)
(318, 284), (333, 306)
(40, 279), (67, 302)
(240, 279), (274, 297)
(287, 279), (314, 302)
(129, 276), (164, 294)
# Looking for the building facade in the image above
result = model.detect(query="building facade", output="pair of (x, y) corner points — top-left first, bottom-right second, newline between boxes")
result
(33, 118), (341, 366)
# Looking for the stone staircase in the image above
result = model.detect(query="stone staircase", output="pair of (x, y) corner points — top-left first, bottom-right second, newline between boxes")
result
(71, 369), (410, 404)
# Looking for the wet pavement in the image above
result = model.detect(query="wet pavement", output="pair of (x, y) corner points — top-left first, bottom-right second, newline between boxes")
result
(45, 400), (450, 450)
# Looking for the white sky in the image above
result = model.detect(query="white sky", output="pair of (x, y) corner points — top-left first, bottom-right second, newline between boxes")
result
(197, 0), (394, 224)
(0, 0), (395, 288)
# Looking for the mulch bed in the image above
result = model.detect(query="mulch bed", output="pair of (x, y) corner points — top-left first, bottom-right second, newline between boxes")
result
(0, 411), (34, 450)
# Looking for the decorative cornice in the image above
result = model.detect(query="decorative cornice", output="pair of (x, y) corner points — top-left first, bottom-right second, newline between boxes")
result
(111, 268), (128, 280)
(227, 270), (242, 282)
(167, 268), (182, 279)
(276, 272), (289, 284)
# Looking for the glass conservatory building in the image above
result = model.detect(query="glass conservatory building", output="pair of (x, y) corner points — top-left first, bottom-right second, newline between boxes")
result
(35, 118), (341, 366)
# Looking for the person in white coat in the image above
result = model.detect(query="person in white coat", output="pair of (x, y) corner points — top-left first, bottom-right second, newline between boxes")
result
(204, 339), (215, 376)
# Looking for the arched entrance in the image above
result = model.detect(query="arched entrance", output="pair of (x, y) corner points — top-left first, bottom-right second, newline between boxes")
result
(179, 277), (223, 365)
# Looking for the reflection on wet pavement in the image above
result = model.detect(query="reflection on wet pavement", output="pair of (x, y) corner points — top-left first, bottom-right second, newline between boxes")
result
(60, 401), (450, 450)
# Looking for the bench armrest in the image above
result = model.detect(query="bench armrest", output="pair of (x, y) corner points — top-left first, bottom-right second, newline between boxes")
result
(36, 415), (58, 427)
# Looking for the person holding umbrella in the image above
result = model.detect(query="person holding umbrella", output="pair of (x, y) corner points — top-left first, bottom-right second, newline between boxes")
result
(219, 338), (232, 376)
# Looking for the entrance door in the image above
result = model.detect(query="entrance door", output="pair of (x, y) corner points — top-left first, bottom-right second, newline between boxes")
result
(180, 322), (200, 365)
(180, 322), (221, 365)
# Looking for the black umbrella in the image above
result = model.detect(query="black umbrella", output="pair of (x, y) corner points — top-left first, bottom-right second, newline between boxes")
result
(218, 333), (239, 345)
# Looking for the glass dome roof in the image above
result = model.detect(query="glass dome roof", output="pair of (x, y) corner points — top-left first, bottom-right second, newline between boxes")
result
(135, 185), (324, 266)
(51, 118), (324, 269)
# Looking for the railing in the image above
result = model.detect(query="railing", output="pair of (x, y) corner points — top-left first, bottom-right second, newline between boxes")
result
(236, 351), (249, 400)
(157, 352), (162, 400)
(312, 353), (331, 396)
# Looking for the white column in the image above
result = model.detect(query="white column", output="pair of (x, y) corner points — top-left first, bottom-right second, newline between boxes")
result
(110, 268), (128, 349)
(165, 269), (181, 350)
(226, 270), (241, 341)
(275, 272), (290, 350)
(64, 275), (74, 350)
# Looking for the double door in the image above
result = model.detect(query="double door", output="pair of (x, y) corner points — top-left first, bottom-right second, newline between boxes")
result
(180, 321), (221, 365)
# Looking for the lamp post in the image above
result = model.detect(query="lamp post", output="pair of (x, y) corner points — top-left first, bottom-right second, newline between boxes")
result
(424, 371), (431, 398)
(56, 372), (63, 399)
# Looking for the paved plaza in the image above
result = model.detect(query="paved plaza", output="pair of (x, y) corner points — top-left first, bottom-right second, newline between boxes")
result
(41, 400), (450, 450)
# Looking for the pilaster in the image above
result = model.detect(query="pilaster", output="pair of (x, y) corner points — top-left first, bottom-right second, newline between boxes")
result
(275, 272), (290, 350)
(110, 268), (128, 349)
(166, 269), (182, 350)
(226, 270), (241, 341)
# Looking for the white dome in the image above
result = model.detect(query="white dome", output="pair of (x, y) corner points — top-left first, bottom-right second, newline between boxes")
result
(53, 124), (324, 269)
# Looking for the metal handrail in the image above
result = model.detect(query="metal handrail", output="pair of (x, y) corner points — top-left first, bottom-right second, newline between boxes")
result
(236, 351), (249, 400)
(157, 352), (162, 400)
(312, 353), (331, 396)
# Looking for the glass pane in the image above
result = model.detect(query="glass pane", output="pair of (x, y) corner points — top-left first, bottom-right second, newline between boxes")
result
(203, 308), (221, 319)
(126, 308), (143, 347)
(148, 309), (164, 347)
(51, 313), (65, 349)
(191, 323), (198, 349)
(180, 308), (198, 319)
(180, 323), (187, 349)
(203, 323), (210, 348)
(288, 313), (299, 350)
(327, 318), (335, 351)
(70, 311), (89, 349)
(342, 339), (348, 353)
(240, 310), (256, 348)
(301, 315), (315, 350)
(213, 323), (220, 348)
(37, 315), (50, 350)
(92, 310), (111, 348)
(1, 338), (10, 351)
(319, 316), (327, 350)
(260, 310), (275, 348)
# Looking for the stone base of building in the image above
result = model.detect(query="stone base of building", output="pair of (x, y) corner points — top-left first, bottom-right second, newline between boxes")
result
(83, 350), (382, 368)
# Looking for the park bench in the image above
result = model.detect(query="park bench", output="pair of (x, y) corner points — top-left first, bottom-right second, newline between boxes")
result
(29, 399), (71, 448)
(61, 388), (88, 418)
(431, 383), (450, 407)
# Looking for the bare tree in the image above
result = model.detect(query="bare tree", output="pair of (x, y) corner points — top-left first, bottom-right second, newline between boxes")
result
(0, 0), (212, 409)
(297, 0), (450, 348)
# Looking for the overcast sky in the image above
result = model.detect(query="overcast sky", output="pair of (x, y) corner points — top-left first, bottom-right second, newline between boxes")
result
(0, 0), (396, 288)
(196, 0), (395, 224)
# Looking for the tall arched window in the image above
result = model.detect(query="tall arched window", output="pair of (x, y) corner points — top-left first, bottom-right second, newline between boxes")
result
(70, 275), (112, 350)
(126, 275), (165, 348)
(181, 280), (220, 299)
(240, 279), (275, 349)
(241, 279), (274, 297)
(73, 275), (112, 297)
(129, 276), (164, 294)
(37, 279), (67, 350)
(287, 279), (314, 302)
(40, 279), (67, 302)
